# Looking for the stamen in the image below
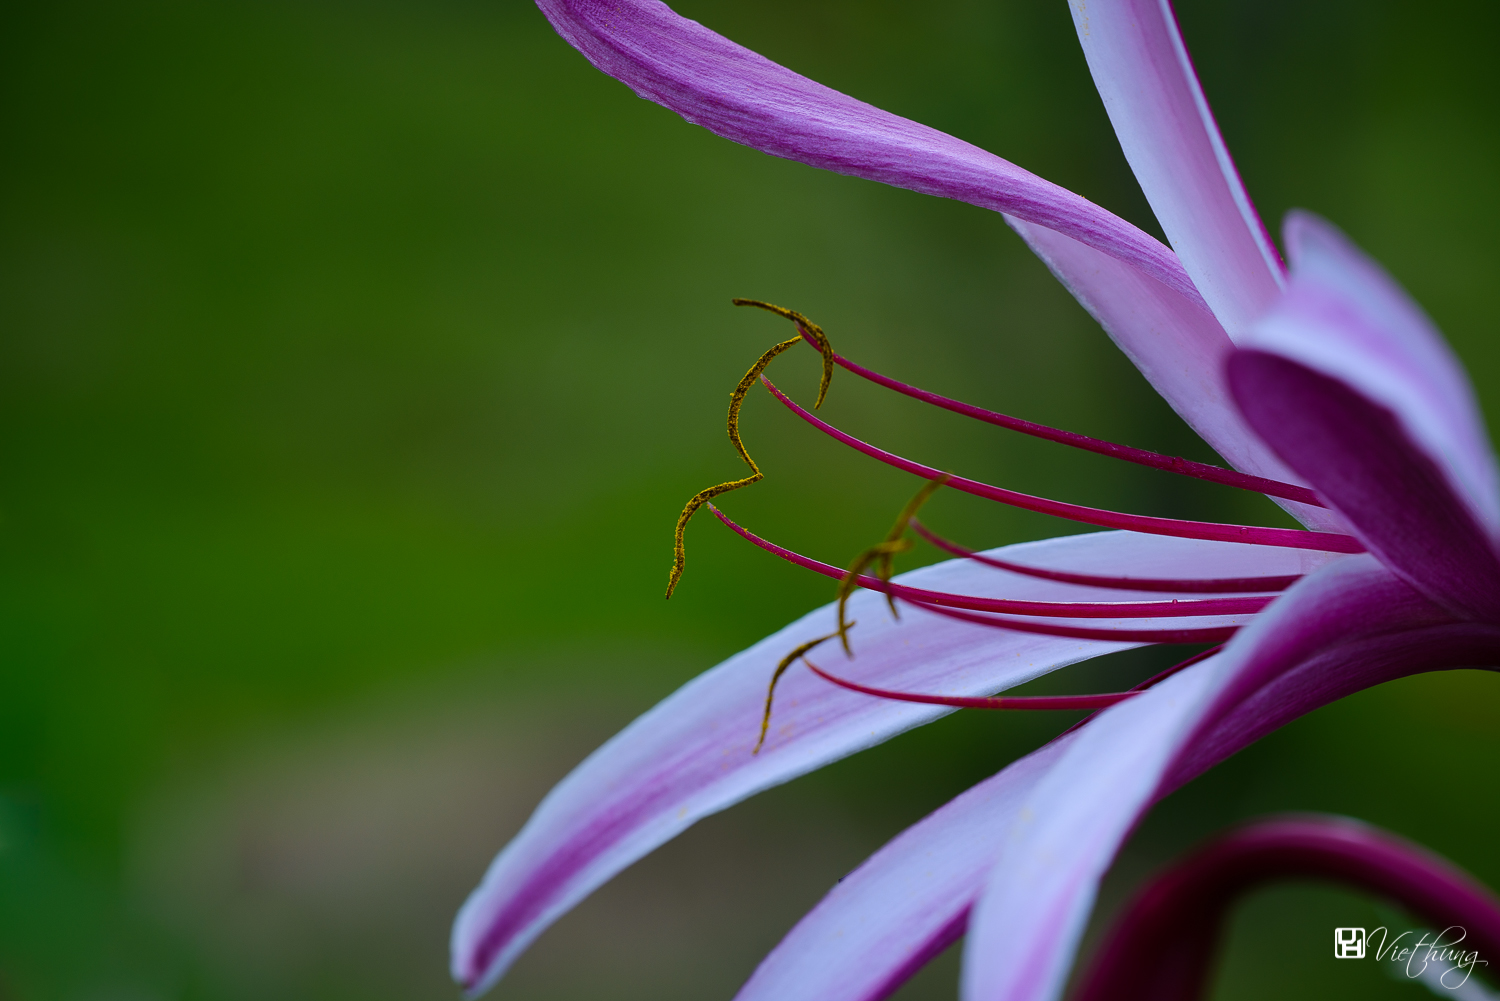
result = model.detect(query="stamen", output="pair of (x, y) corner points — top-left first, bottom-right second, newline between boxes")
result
(737, 300), (835, 406)
(708, 504), (1272, 619)
(898, 596), (1240, 644)
(834, 476), (952, 654)
(804, 658), (1137, 710)
(909, 518), (1301, 594)
(665, 301), (836, 598)
(1129, 644), (1225, 690)
(1056, 644), (1224, 737)
(753, 628), (844, 755)
(761, 375), (1364, 554)
(795, 328), (1323, 506)
(800, 644), (1225, 716)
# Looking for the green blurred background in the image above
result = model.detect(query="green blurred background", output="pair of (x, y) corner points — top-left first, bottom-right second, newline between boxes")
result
(1, 0), (1497, 998)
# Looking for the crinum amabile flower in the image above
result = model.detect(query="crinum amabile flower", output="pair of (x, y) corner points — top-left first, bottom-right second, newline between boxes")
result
(451, 2), (1500, 998)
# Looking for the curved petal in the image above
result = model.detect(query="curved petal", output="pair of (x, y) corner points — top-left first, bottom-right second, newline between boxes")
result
(534, 0), (1203, 304)
(732, 736), (1075, 1001)
(1005, 216), (1341, 533)
(1068, 0), (1283, 337)
(1230, 214), (1500, 618)
(1071, 814), (1500, 1001)
(450, 531), (1323, 994)
(962, 555), (1489, 1001)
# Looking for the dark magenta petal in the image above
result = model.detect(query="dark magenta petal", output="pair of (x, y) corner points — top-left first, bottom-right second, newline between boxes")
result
(1229, 214), (1500, 619)
(1262, 213), (1500, 531)
(1072, 815), (1500, 1001)
(534, 0), (1202, 303)
(1229, 352), (1500, 621)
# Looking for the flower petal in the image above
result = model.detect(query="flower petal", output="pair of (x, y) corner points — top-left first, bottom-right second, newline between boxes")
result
(450, 531), (1320, 994)
(1068, 0), (1283, 337)
(534, 0), (1202, 303)
(1005, 216), (1340, 533)
(1071, 814), (1500, 1001)
(962, 555), (1486, 1001)
(732, 737), (1075, 1001)
(1229, 214), (1500, 619)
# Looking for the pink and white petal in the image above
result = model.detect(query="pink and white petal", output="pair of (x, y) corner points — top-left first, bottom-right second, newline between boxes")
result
(962, 653), (1221, 1001)
(734, 556), (1456, 1001)
(535, 0), (1202, 304)
(732, 736), (1075, 1001)
(1069, 0), (1283, 338)
(1242, 212), (1500, 536)
(1007, 217), (1340, 533)
(450, 530), (1320, 994)
(961, 555), (1470, 1001)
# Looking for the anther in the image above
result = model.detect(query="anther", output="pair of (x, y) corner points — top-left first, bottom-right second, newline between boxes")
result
(666, 301), (837, 599)
(835, 476), (951, 654)
(753, 628), (845, 755)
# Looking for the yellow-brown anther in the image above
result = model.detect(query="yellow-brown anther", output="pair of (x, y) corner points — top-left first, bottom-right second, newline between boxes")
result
(730, 299), (835, 408)
(665, 300), (837, 599)
(752, 628), (845, 755)
(834, 475), (952, 653)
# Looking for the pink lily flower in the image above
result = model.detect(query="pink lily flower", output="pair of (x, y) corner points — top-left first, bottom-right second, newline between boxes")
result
(451, 2), (1500, 998)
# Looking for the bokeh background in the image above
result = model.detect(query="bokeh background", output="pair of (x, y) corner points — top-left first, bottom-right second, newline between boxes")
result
(2, 0), (1498, 998)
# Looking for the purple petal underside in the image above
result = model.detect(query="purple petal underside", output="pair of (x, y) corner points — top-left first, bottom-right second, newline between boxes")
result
(534, 0), (1203, 304)
(964, 555), (1495, 1001)
(451, 531), (1321, 994)
(1006, 217), (1340, 533)
(1068, 0), (1283, 338)
(1229, 214), (1500, 620)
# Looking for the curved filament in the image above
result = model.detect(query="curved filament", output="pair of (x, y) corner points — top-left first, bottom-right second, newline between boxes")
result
(796, 328), (1322, 506)
(801, 644), (1226, 714)
(1056, 644), (1226, 738)
(900, 596), (1240, 644)
(803, 659), (1137, 710)
(909, 518), (1301, 594)
(707, 504), (1268, 620)
(761, 375), (1362, 554)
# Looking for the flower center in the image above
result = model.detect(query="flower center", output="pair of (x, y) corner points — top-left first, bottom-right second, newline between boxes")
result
(669, 302), (1362, 749)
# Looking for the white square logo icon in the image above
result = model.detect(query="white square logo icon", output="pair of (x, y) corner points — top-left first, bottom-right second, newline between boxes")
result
(1335, 927), (1366, 959)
